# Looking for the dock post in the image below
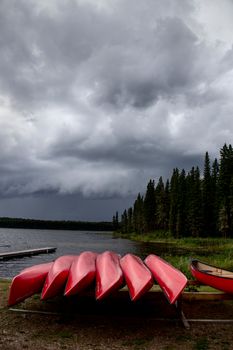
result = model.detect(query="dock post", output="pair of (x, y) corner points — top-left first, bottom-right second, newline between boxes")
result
(174, 296), (190, 330)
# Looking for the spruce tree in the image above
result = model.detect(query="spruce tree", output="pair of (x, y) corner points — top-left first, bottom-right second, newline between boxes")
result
(202, 152), (214, 236)
(169, 168), (179, 236)
(186, 167), (202, 237)
(115, 211), (119, 230)
(121, 210), (128, 234)
(176, 169), (187, 237)
(127, 207), (133, 233)
(133, 193), (144, 234)
(144, 179), (156, 232)
(112, 211), (119, 231)
(155, 176), (166, 230)
(164, 180), (170, 231)
(218, 144), (233, 237)
(211, 158), (219, 235)
(117, 144), (233, 238)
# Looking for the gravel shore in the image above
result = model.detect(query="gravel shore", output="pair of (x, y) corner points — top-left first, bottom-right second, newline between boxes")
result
(1, 279), (233, 350)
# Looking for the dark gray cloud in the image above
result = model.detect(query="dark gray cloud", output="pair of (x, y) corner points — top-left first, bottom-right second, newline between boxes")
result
(0, 193), (135, 221)
(0, 0), (233, 219)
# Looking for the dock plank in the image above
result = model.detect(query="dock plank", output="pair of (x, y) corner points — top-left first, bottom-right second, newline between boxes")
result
(0, 247), (56, 260)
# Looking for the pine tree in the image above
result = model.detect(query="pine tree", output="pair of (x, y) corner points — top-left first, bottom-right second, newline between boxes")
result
(112, 215), (116, 230)
(186, 167), (202, 237)
(144, 179), (156, 232)
(169, 169), (179, 236)
(117, 144), (233, 239)
(219, 205), (229, 238)
(164, 180), (170, 231)
(218, 144), (233, 237)
(112, 211), (119, 231)
(176, 169), (187, 237)
(121, 210), (128, 234)
(127, 207), (133, 233)
(155, 177), (166, 230)
(115, 211), (119, 230)
(229, 177), (233, 234)
(133, 193), (144, 234)
(211, 158), (219, 235)
(202, 152), (214, 236)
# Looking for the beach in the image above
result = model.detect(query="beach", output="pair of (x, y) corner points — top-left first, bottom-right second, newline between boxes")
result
(1, 279), (233, 350)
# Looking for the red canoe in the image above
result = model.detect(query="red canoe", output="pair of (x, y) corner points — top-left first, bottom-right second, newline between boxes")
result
(120, 254), (153, 301)
(64, 251), (97, 296)
(41, 255), (75, 300)
(8, 262), (53, 306)
(190, 259), (233, 294)
(145, 254), (187, 304)
(96, 251), (124, 300)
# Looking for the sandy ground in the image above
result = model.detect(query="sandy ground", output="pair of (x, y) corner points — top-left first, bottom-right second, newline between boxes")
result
(1, 279), (233, 350)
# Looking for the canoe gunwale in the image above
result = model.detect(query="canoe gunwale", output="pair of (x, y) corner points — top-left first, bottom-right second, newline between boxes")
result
(191, 259), (233, 280)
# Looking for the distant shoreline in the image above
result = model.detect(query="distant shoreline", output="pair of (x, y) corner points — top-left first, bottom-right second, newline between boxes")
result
(0, 217), (113, 231)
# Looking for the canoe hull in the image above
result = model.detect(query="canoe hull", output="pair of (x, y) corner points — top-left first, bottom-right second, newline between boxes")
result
(8, 262), (53, 306)
(190, 259), (233, 294)
(41, 255), (75, 300)
(65, 251), (97, 296)
(120, 254), (153, 301)
(145, 254), (187, 304)
(96, 251), (123, 300)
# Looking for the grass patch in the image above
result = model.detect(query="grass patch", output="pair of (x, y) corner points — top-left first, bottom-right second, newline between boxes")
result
(116, 233), (233, 279)
(122, 337), (152, 349)
(57, 330), (73, 339)
(194, 337), (209, 350)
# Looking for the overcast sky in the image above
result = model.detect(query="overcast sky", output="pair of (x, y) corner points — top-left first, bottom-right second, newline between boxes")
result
(0, 0), (233, 221)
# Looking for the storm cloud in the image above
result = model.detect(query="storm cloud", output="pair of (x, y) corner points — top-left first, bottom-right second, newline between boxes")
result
(0, 0), (233, 218)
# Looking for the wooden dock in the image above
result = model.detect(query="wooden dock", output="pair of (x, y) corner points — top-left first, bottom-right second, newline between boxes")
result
(0, 247), (56, 260)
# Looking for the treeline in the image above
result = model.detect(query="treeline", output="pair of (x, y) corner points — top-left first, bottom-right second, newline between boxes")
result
(0, 217), (113, 231)
(114, 144), (233, 238)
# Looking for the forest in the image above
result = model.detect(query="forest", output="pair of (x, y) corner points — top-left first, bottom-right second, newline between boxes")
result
(114, 144), (233, 238)
(0, 217), (113, 231)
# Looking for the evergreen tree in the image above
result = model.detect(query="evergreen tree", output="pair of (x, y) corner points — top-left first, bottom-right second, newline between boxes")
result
(169, 168), (179, 237)
(115, 211), (119, 230)
(211, 158), (219, 235)
(202, 152), (214, 236)
(133, 193), (144, 234)
(229, 177), (233, 234)
(117, 144), (233, 238)
(186, 167), (202, 237)
(143, 179), (156, 232)
(164, 180), (170, 231)
(112, 215), (116, 230)
(176, 169), (187, 237)
(112, 211), (119, 231)
(127, 207), (133, 233)
(218, 144), (233, 236)
(121, 210), (128, 234)
(219, 205), (229, 238)
(155, 177), (166, 230)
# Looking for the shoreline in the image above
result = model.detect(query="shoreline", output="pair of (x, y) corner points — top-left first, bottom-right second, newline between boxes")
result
(0, 217), (113, 231)
(1, 279), (233, 349)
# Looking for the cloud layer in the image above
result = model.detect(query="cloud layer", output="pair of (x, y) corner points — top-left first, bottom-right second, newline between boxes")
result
(1, 0), (233, 200)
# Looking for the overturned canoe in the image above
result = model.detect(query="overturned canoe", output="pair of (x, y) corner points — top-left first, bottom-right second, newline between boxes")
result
(8, 261), (53, 306)
(190, 259), (233, 294)
(96, 251), (124, 300)
(120, 254), (153, 301)
(145, 254), (187, 304)
(41, 255), (75, 300)
(64, 251), (97, 296)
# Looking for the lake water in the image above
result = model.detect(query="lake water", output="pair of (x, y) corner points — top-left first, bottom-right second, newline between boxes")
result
(0, 227), (171, 278)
